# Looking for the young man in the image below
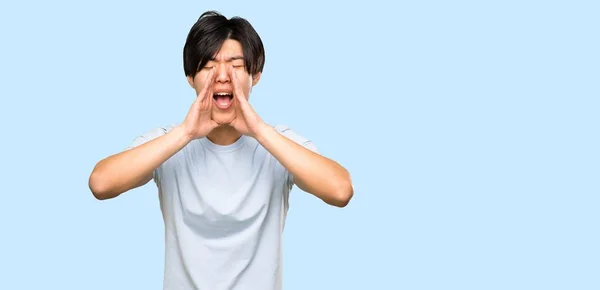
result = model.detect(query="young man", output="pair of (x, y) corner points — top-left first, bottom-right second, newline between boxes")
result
(88, 11), (353, 290)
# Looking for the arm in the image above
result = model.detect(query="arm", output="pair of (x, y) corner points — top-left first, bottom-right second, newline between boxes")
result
(255, 125), (354, 207)
(226, 66), (352, 207)
(88, 126), (192, 200)
(89, 69), (219, 200)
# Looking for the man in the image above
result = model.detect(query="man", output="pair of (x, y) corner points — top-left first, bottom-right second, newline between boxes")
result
(88, 10), (353, 290)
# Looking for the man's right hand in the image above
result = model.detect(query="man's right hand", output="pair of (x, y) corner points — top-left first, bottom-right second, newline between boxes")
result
(89, 69), (220, 200)
(179, 68), (219, 140)
(88, 70), (217, 200)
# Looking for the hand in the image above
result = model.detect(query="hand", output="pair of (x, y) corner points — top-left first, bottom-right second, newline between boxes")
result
(229, 66), (267, 138)
(179, 68), (219, 140)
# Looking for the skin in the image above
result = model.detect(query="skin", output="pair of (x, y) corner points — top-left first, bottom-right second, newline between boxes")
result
(89, 39), (353, 207)
(184, 39), (261, 145)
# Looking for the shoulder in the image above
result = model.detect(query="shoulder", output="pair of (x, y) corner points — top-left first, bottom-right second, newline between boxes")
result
(126, 124), (177, 150)
(139, 124), (176, 139)
(272, 124), (304, 140)
(273, 124), (308, 143)
(272, 124), (319, 153)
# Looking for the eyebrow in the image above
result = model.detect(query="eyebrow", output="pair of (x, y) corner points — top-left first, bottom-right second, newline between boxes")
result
(209, 56), (244, 62)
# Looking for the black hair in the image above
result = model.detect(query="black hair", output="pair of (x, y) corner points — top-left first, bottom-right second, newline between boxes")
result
(183, 11), (265, 77)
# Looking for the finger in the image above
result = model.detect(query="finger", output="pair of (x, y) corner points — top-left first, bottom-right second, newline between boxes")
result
(233, 92), (244, 114)
(200, 85), (215, 112)
(197, 68), (216, 102)
(210, 120), (220, 130)
(230, 66), (244, 100)
(230, 67), (250, 106)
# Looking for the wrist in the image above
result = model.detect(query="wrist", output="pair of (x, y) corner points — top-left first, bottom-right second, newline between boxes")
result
(254, 122), (276, 144)
(172, 124), (194, 144)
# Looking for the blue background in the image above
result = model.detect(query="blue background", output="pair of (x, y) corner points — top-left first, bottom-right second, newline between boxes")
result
(1, 1), (598, 289)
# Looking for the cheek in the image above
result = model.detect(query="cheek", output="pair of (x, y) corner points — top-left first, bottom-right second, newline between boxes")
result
(193, 76), (208, 93)
(243, 76), (253, 93)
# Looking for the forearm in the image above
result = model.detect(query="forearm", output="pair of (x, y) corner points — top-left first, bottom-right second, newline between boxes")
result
(89, 125), (192, 200)
(255, 125), (353, 207)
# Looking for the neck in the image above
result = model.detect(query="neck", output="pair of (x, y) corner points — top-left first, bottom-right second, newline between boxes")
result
(206, 125), (242, 146)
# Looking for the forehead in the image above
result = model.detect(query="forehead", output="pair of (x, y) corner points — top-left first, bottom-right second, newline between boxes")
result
(212, 39), (244, 61)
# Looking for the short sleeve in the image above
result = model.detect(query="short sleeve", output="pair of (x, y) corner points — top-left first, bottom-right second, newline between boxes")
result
(124, 125), (174, 182)
(273, 125), (319, 188)
(125, 126), (173, 150)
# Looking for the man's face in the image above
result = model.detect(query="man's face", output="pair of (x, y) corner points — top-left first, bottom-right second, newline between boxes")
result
(187, 39), (261, 125)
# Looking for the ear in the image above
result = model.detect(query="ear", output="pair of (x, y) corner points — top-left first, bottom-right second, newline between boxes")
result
(251, 72), (261, 86)
(186, 75), (195, 88)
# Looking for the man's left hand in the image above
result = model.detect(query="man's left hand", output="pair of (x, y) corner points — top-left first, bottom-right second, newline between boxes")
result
(229, 66), (268, 138)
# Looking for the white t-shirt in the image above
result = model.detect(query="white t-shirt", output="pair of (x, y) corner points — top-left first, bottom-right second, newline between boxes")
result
(127, 124), (318, 290)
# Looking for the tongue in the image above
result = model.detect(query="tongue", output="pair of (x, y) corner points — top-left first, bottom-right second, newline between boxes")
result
(216, 95), (231, 106)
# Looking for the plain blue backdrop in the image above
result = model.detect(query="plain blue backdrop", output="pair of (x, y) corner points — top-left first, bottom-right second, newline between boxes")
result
(1, 1), (598, 289)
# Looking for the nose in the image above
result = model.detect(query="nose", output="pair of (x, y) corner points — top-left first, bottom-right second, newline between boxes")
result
(215, 63), (230, 84)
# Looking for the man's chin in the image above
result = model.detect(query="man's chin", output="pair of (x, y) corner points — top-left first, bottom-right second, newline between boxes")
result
(212, 111), (235, 125)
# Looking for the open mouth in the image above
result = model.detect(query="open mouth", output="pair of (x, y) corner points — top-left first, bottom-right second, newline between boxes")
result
(213, 92), (233, 109)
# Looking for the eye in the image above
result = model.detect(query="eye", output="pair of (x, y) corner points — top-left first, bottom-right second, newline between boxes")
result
(232, 61), (245, 68)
